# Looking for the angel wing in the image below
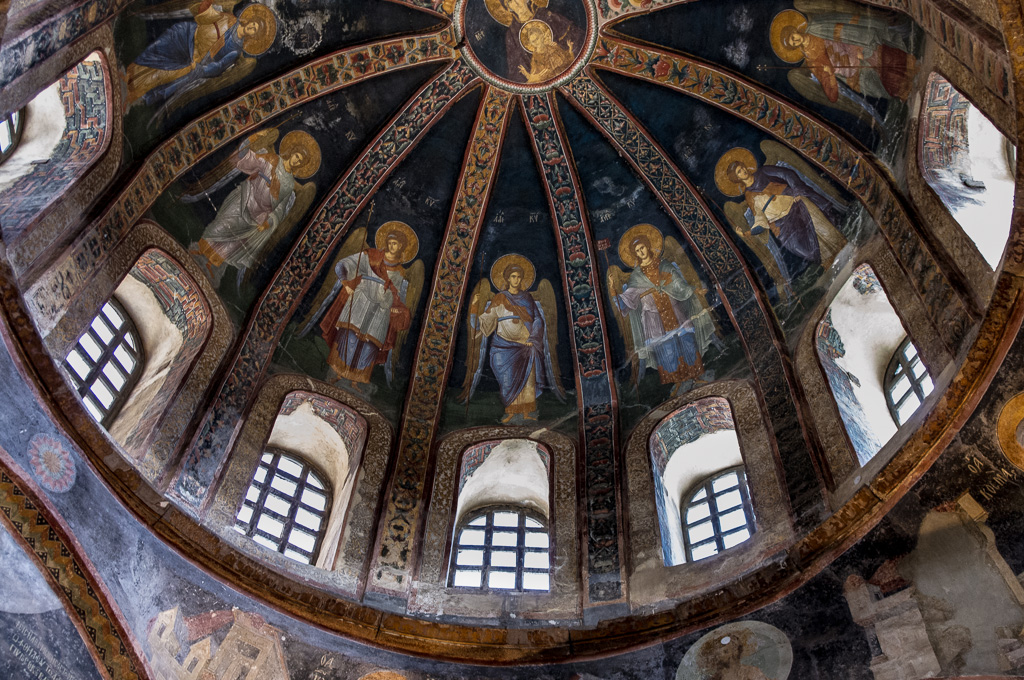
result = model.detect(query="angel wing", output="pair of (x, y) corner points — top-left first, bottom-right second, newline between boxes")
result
(760, 140), (849, 207)
(151, 56), (258, 125)
(295, 227), (368, 337)
(391, 259), (425, 380)
(533, 279), (566, 401)
(605, 264), (638, 388)
(787, 69), (885, 132)
(240, 181), (316, 285)
(458, 279), (494, 404)
(724, 201), (793, 302)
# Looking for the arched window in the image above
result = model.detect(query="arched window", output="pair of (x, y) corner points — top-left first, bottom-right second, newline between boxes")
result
(682, 467), (755, 562)
(234, 449), (331, 565)
(0, 109), (24, 164)
(884, 337), (933, 426)
(450, 506), (550, 591)
(63, 299), (143, 426)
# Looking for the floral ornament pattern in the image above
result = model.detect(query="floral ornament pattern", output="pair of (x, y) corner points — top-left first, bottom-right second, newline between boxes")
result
(28, 434), (77, 493)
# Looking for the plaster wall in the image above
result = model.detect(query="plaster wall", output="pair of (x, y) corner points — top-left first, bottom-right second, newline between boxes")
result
(455, 439), (550, 522)
(0, 80), (61, 193)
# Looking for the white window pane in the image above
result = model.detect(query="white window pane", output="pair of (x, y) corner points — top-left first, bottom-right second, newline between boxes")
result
(236, 506), (253, 525)
(283, 549), (312, 564)
(287, 528), (316, 552)
(12, 111), (20, 128)
(257, 514), (284, 538)
(90, 380), (115, 408)
(488, 571), (515, 590)
(456, 549), (483, 566)
(114, 345), (136, 372)
(254, 467), (267, 483)
(262, 452), (274, 463)
(271, 475), (297, 496)
(690, 487), (707, 503)
(898, 394), (921, 424)
(295, 508), (322, 531)
(688, 520), (715, 544)
(264, 494), (291, 517)
(301, 489), (326, 511)
(459, 529), (485, 546)
(712, 473), (738, 493)
(492, 531), (518, 547)
(0, 120), (11, 150)
(715, 489), (742, 511)
(524, 517), (542, 528)
(719, 508), (748, 532)
(67, 350), (91, 380)
(307, 474), (324, 490)
(522, 572), (549, 591)
(921, 374), (934, 395)
(686, 503), (710, 524)
(490, 550), (516, 568)
(453, 570), (482, 588)
(903, 343), (918, 361)
(91, 316), (114, 344)
(524, 551), (549, 569)
(493, 511), (518, 527)
(892, 373), (912, 400)
(253, 534), (279, 550)
(525, 532), (549, 549)
(468, 516), (486, 526)
(233, 524), (246, 535)
(102, 361), (126, 390)
(245, 485), (260, 502)
(723, 528), (752, 549)
(79, 334), (103, 361)
(277, 456), (303, 477)
(691, 542), (719, 561)
(83, 397), (104, 422)
(102, 302), (123, 327)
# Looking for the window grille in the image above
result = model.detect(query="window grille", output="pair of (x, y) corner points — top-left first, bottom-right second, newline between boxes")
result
(64, 299), (143, 426)
(682, 467), (755, 562)
(0, 109), (24, 164)
(234, 449), (331, 565)
(449, 507), (550, 592)
(884, 337), (933, 426)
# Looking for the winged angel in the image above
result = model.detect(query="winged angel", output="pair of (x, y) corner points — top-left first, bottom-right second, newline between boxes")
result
(126, 0), (277, 119)
(459, 254), (565, 424)
(298, 222), (424, 388)
(770, 0), (917, 131)
(185, 127), (320, 292)
(716, 140), (848, 301)
(606, 225), (722, 397)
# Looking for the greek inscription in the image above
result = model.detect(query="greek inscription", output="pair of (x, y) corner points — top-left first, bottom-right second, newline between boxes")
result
(968, 453), (1020, 501)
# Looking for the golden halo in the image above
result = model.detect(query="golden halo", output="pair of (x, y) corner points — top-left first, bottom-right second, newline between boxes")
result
(618, 224), (663, 269)
(770, 9), (808, 64)
(279, 130), (321, 179)
(238, 5), (278, 56)
(519, 19), (552, 53)
(714, 147), (758, 197)
(374, 221), (419, 264)
(245, 128), (279, 154)
(483, 0), (549, 27)
(490, 253), (536, 292)
(357, 673), (407, 680)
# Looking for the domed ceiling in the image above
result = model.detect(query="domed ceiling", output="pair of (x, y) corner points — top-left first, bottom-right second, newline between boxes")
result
(2, 0), (1023, 669)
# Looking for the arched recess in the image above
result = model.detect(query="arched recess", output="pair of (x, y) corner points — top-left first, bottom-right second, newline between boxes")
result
(917, 72), (1016, 273)
(43, 220), (232, 483)
(410, 427), (579, 621)
(0, 37), (122, 263)
(796, 241), (955, 505)
(207, 374), (391, 598)
(623, 380), (793, 611)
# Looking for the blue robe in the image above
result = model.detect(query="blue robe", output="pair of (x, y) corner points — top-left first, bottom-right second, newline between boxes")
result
(133, 20), (245, 105)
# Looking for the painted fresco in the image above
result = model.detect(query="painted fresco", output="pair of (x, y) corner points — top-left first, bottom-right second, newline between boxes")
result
(114, 0), (443, 154)
(611, 0), (923, 157)
(274, 87), (484, 424)
(146, 64), (441, 323)
(442, 112), (577, 434)
(592, 72), (875, 338)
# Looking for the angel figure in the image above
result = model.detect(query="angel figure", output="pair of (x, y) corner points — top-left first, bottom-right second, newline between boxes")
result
(770, 0), (917, 129)
(715, 141), (848, 295)
(483, 0), (582, 82)
(606, 225), (722, 396)
(298, 222), (424, 388)
(126, 1), (277, 111)
(186, 128), (320, 291)
(460, 254), (565, 424)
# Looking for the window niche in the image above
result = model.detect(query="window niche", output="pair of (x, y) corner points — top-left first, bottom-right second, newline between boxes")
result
(920, 72), (1015, 269)
(411, 431), (578, 620)
(815, 264), (931, 467)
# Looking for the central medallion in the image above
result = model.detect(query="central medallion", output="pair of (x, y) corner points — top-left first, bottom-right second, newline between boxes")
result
(456, 0), (597, 93)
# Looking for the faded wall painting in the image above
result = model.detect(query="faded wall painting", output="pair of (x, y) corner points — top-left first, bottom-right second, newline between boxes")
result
(676, 621), (793, 680)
